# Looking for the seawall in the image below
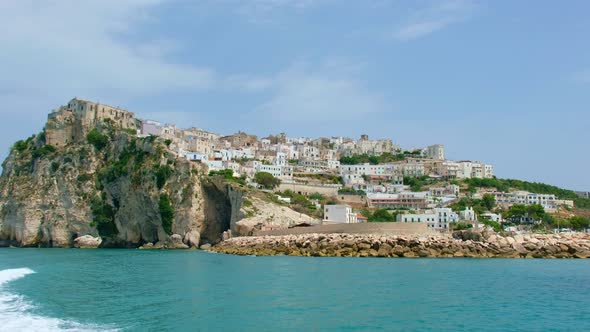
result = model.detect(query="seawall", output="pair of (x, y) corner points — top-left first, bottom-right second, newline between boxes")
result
(254, 222), (432, 236)
(212, 231), (590, 258)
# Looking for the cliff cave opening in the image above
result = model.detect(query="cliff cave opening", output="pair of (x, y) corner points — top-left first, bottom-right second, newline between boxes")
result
(201, 182), (232, 245)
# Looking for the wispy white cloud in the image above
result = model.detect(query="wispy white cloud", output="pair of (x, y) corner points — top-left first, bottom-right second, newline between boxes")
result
(391, 0), (479, 41)
(0, 0), (283, 116)
(192, 0), (324, 24)
(236, 0), (322, 23)
(0, 0), (218, 110)
(251, 60), (389, 134)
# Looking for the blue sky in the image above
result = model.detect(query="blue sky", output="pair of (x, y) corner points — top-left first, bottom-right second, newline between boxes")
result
(1, 0), (589, 190)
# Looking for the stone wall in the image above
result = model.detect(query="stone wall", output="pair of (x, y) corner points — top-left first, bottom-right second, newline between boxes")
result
(254, 222), (432, 236)
(46, 98), (137, 147)
(277, 182), (340, 197)
(212, 231), (590, 258)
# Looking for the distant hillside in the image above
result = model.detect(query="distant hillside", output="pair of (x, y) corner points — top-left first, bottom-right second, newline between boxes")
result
(463, 178), (590, 209)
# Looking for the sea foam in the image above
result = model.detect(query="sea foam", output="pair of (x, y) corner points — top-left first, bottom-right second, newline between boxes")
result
(0, 268), (116, 332)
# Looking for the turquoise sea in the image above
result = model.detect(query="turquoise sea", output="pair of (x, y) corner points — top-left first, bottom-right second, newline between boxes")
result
(1, 249), (589, 331)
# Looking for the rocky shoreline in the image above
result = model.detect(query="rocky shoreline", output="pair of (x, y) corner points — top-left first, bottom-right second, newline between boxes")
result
(211, 230), (590, 258)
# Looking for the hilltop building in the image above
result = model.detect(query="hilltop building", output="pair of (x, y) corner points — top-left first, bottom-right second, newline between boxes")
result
(424, 144), (445, 160)
(46, 98), (137, 146)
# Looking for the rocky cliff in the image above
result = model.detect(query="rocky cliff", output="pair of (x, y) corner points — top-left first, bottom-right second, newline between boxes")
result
(0, 120), (309, 248)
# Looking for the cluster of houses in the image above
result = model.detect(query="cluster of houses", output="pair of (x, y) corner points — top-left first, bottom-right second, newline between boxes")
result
(46, 99), (496, 185)
(45, 98), (576, 232)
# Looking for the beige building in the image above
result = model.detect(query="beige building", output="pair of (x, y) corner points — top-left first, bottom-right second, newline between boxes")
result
(46, 98), (136, 147)
(424, 144), (445, 160)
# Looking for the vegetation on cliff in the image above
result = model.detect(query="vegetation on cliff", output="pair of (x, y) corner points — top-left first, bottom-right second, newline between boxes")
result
(254, 171), (281, 189)
(0, 120), (207, 247)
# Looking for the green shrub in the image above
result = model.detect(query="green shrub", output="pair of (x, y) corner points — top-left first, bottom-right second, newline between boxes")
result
(31, 144), (56, 159)
(155, 165), (173, 189)
(254, 172), (281, 189)
(13, 140), (28, 153)
(450, 222), (473, 231)
(87, 129), (109, 150)
(368, 209), (395, 222)
(51, 162), (60, 172)
(481, 219), (502, 232)
(159, 194), (174, 235)
(309, 193), (325, 200)
(338, 188), (366, 196)
(90, 195), (118, 237)
(99, 159), (130, 183)
(122, 128), (137, 135)
(209, 169), (246, 185)
(164, 139), (172, 146)
(77, 174), (92, 183)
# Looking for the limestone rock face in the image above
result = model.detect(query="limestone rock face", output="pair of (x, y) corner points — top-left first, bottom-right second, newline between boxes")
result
(0, 128), (207, 248)
(234, 195), (314, 236)
(74, 235), (102, 248)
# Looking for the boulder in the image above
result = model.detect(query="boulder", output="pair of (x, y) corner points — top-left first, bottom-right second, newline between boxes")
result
(486, 234), (498, 243)
(139, 242), (154, 249)
(358, 242), (372, 250)
(183, 231), (200, 248)
(392, 245), (407, 256)
(200, 243), (212, 250)
(168, 234), (189, 249)
(574, 251), (590, 259)
(452, 230), (483, 242)
(511, 242), (527, 254)
(73, 235), (102, 248)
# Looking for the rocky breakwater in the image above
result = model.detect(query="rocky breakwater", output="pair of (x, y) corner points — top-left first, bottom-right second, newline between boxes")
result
(212, 230), (590, 258)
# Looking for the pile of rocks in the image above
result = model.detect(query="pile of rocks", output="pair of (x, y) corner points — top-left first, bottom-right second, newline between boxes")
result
(212, 230), (590, 258)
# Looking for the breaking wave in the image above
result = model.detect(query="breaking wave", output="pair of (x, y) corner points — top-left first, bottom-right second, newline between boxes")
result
(0, 268), (117, 332)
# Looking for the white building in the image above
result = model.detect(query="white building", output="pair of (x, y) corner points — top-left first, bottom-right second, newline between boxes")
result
(492, 191), (557, 209)
(456, 161), (494, 179)
(140, 120), (163, 136)
(254, 164), (293, 180)
(424, 144), (445, 160)
(459, 207), (476, 222)
(480, 212), (503, 223)
(185, 152), (207, 162)
(324, 205), (358, 224)
(397, 207), (458, 231)
(274, 152), (287, 166)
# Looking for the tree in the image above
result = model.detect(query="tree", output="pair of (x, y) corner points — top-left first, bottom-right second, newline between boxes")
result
(369, 209), (395, 222)
(569, 216), (590, 231)
(450, 222), (473, 231)
(503, 204), (548, 223)
(368, 155), (379, 165)
(309, 192), (325, 200)
(255, 172), (281, 189)
(482, 194), (496, 211)
(87, 128), (109, 150)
